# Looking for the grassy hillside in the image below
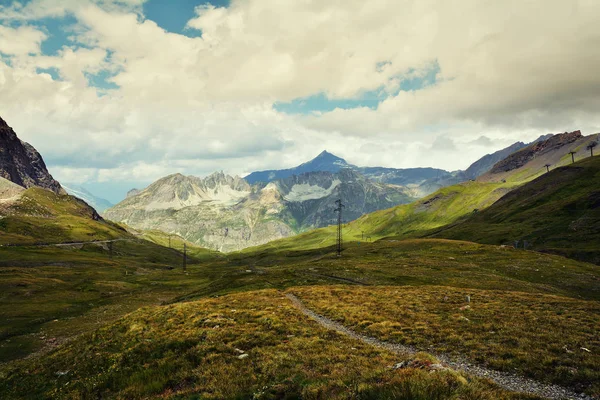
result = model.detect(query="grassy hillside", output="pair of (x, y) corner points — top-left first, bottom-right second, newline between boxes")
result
(292, 285), (600, 395)
(243, 180), (520, 253)
(0, 188), (126, 245)
(1, 171), (599, 398)
(138, 229), (221, 260)
(0, 188), (219, 362)
(432, 156), (600, 264)
(0, 290), (538, 400)
(1, 237), (599, 397)
(0, 239), (213, 362)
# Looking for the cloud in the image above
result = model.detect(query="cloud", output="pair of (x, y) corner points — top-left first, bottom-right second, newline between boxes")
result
(0, 0), (599, 193)
(0, 0), (145, 20)
(470, 136), (493, 147)
(0, 25), (47, 55)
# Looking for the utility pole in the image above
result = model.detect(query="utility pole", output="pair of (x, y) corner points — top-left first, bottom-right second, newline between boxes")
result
(544, 164), (551, 173)
(168, 235), (171, 248)
(361, 230), (364, 240)
(183, 243), (187, 272)
(569, 151), (576, 164)
(334, 199), (345, 257)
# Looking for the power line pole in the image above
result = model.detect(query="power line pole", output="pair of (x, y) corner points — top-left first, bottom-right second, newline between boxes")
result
(183, 243), (187, 272)
(334, 198), (345, 257)
(569, 151), (576, 164)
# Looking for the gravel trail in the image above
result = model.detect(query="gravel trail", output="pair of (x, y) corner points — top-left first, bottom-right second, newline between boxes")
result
(285, 293), (594, 400)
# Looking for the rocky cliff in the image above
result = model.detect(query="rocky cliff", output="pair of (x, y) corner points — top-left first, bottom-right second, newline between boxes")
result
(0, 116), (63, 194)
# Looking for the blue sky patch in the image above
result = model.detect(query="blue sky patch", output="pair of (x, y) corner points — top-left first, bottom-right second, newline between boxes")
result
(275, 62), (440, 114)
(0, 52), (12, 66)
(32, 15), (80, 56)
(36, 67), (60, 80)
(143, 0), (230, 36)
(274, 91), (385, 114)
(85, 69), (120, 92)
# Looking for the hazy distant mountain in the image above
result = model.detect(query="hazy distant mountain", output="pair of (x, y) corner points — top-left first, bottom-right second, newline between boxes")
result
(356, 167), (451, 185)
(245, 150), (351, 184)
(463, 142), (528, 179)
(244, 144), (546, 199)
(245, 150), (454, 197)
(105, 169), (416, 252)
(0, 116), (63, 194)
(62, 184), (114, 214)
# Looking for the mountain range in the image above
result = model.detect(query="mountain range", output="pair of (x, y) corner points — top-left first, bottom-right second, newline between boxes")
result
(104, 168), (415, 252)
(245, 150), (452, 197)
(2, 113), (599, 400)
(249, 130), (600, 265)
(243, 140), (548, 198)
(2, 113), (597, 256)
(104, 131), (598, 251)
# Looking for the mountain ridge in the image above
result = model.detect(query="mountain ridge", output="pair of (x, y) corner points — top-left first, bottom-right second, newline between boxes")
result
(433, 155), (600, 264)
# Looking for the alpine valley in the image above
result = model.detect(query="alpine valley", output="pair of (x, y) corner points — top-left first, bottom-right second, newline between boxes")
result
(104, 164), (416, 252)
(104, 136), (564, 251)
(1, 114), (600, 400)
(2, 5), (600, 399)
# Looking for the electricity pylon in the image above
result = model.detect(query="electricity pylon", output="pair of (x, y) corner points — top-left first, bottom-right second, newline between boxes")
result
(334, 199), (345, 257)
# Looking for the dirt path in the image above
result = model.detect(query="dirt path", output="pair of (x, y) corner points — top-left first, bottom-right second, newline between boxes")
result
(285, 293), (594, 400)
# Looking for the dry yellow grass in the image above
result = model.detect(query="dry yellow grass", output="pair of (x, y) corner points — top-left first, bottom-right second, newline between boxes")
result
(0, 289), (541, 399)
(290, 285), (600, 396)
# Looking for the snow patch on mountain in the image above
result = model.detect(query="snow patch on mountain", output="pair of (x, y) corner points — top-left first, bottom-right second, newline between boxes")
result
(284, 179), (341, 202)
(144, 185), (249, 211)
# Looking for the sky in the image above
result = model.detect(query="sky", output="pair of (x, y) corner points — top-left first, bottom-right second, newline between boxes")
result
(1, 0), (599, 203)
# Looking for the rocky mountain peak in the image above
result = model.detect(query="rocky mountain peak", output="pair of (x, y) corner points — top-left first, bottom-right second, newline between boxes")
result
(244, 150), (353, 184)
(0, 116), (63, 194)
(304, 150), (349, 168)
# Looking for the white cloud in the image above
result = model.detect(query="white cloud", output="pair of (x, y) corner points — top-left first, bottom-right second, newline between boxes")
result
(0, 0), (599, 194)
(0, 25), (46, 55)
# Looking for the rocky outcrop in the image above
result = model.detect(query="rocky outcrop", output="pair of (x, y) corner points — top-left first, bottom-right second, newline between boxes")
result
(126, 188), (141, 198)
(490, 131), (583, 174)
(0, 116), (63, 194)
(0, 176), (24, 201)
